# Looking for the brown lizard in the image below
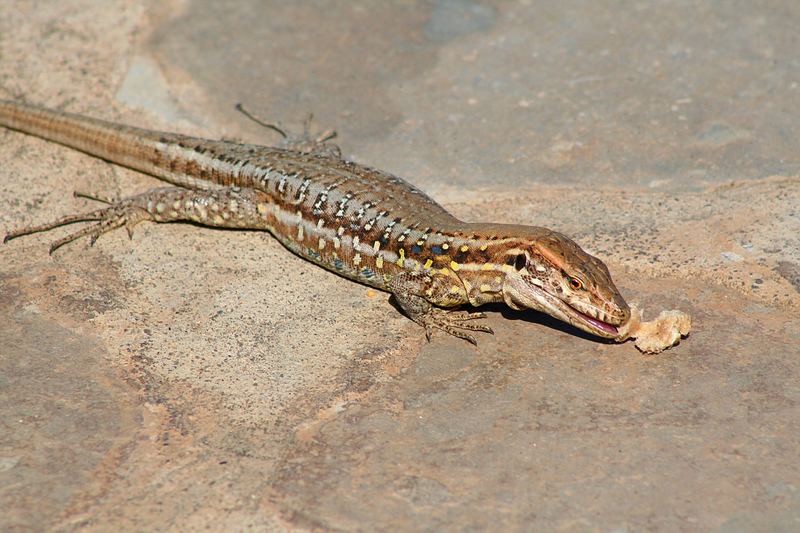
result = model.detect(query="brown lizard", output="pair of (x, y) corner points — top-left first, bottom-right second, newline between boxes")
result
(1, 99), (631, 345)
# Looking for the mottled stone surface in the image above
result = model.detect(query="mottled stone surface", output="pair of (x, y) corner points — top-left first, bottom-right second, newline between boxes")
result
(1, 1), (798, 531)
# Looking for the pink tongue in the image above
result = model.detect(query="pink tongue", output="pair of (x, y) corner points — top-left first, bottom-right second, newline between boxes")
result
(577, 310), (618, 335)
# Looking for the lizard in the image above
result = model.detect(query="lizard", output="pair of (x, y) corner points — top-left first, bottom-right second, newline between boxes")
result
(1, 99), (631, 345)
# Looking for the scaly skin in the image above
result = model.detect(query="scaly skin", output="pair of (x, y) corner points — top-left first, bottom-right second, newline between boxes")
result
(1, 100), (630, 344)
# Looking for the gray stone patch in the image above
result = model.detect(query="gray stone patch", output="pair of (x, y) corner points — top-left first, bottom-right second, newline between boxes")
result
(425, 0), (496, 42)
(776, 261), (800, 292)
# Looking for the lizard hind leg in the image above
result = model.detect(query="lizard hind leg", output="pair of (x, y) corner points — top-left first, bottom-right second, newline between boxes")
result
(4, 186), (274, 254)
(235, 103), (341, 158)
(390, 271), (494, 345)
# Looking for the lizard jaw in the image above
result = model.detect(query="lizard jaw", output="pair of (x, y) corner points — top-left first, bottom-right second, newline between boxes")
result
(503, 280), (621, 339)
(566, 305), (619, 337)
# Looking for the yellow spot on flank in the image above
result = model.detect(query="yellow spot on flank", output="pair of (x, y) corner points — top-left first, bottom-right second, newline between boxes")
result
(353, 254), (362, 265)
(229, 200), (238, 212)
(375, 256), (384, 269)
(450, 261), (460, 271)
(257, 203), (268, 214)
(318, 238), (326, 250)
(396, 248), (405, 267)
(481, 263), (494, 271)
(442, 243), (450, 250)
(172, 200), (181, 210)
(317, 219), (325, 228)
(424, 259), (434, 269)
(297, 225), (304, 240)
(213, 215), (224, 224)
(333, 237), (341, 249)
(450, 285), (462, 294)
(373, 241), (381, 252)
(460, 245), (469, 252)
(440, 268), (450, 275)
(480, 284), (492, 292)
(425, 287), (434, 297)
(156, 202), (166, 214)
(480, 244), (488, 251)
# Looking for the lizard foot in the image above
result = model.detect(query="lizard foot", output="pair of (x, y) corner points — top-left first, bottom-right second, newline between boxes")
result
(235, 103), (341, 158)
(419, 309), (494, 346)
(390, 272), (494, 345)
(4, 194), (151, 254)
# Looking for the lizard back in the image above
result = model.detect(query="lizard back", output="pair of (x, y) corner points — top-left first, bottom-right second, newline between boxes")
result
(0, 100), (469, 290)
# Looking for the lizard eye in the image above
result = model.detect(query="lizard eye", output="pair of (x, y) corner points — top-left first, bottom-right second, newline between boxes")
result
(568, 277), (584, 291)
(514, 254), (527, 271)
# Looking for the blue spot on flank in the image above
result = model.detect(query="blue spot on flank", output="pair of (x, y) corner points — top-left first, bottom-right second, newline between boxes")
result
(361, 267), (375, 279)
(431, 246), (443, 255)
(334, 258), (345, 271)
(307, 249), (321, 261)
(411, 245), (423, 254)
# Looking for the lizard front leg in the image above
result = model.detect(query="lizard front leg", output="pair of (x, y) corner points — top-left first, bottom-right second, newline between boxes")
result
(389, 271), (494, 345)
(4, 186), (275, 253)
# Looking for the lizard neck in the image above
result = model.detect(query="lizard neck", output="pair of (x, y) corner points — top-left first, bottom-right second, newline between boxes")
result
(424, 222), (552, 308)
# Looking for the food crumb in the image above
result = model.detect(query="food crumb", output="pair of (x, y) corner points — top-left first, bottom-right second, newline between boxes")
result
(617, 305), (692, 354)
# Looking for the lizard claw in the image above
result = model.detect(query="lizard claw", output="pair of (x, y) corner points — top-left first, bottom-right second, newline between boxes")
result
(418, 308), (493, 345)
(7, 199), (150, 254)
(74, 190), (118, 205)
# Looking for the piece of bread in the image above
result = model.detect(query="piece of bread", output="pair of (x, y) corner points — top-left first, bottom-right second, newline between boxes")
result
(616, 305), (692, 354)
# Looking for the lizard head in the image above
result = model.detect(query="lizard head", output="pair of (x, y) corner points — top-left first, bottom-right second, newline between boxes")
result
(495, 227), (630, 339)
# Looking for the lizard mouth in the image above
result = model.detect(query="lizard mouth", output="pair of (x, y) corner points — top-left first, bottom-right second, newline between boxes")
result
(565, 305), (619, 337)
(504, 281), (622, 339)
(532, 285), (623, 338)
